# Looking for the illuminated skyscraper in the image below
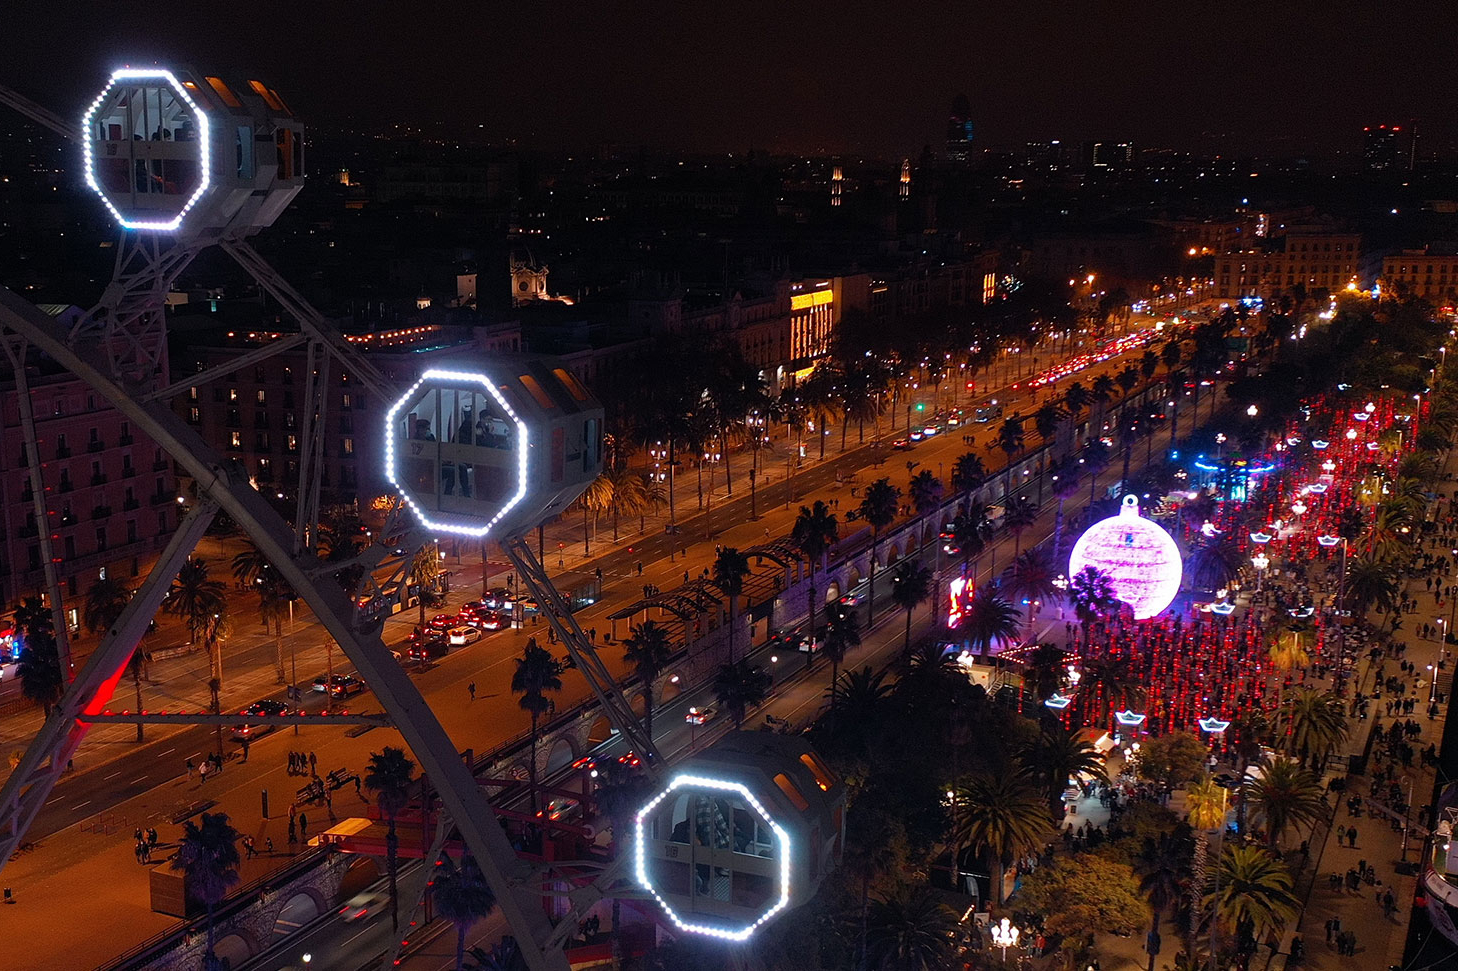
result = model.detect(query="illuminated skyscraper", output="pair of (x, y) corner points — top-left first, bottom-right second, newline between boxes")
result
(1363, 124), (1410, 171)
(946, 94), (973, 164)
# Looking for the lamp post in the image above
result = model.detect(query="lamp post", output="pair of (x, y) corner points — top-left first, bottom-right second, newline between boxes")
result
(990, 917), (1020, 963)
(1252, 552), (1269, 593)
(748, 466), (758, 521)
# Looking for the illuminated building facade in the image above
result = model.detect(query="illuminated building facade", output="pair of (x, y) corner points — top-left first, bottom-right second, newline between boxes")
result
(1214, 232), (1361, 299)
(946, 94), (974, 163)
(1380, 248), (1458, 303)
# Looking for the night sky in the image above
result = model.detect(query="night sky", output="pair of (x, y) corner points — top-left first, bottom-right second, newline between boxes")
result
(5, 0), (1457, 157)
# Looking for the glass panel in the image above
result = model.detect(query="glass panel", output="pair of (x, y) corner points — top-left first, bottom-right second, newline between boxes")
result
(774, 773), (809, 811)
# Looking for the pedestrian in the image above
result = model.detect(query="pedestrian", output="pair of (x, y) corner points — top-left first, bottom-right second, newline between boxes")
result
(185, 757), (195, 779)
(266, 837), (274, 854)
(288, 819), (297, 843)
(147, 828), (157, 847)
(1290, 934), (1304, 964)
(240, 737), (250, 763)
(468, 681), (476, 701)
(1336, 824), (1346, 845)
(354, 776), (362, 797)
(1324, 916), (1335, 944)
(288, 751), (296, 774)
(636, 561), (643, 576)
(199, 760), (209, 784)
(1349, 825), (1358, 847)
(309, 752), (317, 773)
(299, 812), (308, 837)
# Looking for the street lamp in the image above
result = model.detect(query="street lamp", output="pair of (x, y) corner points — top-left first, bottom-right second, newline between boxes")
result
(1247, 404), (1259, 418)
(990, 917), (1020, 962)
(1251, 552), (1269, 592)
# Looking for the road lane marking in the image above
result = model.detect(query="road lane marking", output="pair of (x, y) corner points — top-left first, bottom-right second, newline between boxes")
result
(159, 748), (175, 756)
(131, 776), (147, 784)
(104, 771), (122, 781)
(45, 796), (61, 806)
(71, 801), (91, 811)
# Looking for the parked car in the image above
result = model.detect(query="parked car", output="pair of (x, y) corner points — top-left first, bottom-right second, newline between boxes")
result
(231, 698), (290, 740)
(448, 625), (482, 646)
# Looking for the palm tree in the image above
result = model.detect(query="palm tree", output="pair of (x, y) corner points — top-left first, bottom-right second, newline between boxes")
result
(820, 602), (862, 698)
(1206, 844), (1297, 951)
(1136, 829), (1193, 971)
(591, 766), (654, 947)
(1280, 687), (1348, 769)
(1246, 756), (1325, 850)
(1091, 372), (1116, 429)
(995, 416), (1026, 495)
(430, 854), (496, 971)
(1140, 349), (1160, 383)
(1345, 553), (1399, 622)
(1033, 401), (1065, 450)
(171, 812), (241, 971)
(1185, 775), (1228, 830)
(622, 620), (673, 747)
(710, 547), (752, 662)
(907, 469), (944, 528)
(15, 597), (63, 719)
(510, 638), (564, 808)
(1083, 438), (1113, 506)
(947, 500), (994, 578)
(256, 572), (294, 685)
(1033, 724), (1108, 810)
(858, 477), (901, 621)
(1048, 455), (1082, 555)
(1025, 642), (1066, 702)
(951, 769), (1052, 905)
(950, 451), (987, 502)
(365, 747), (417, 933)
(84, 576), (139, 738)
(1081, 653), (1145, 726)
(863, 888), (959, 971)
(1001, 494), (1038, 557)
(1185, 533), (1244, 593)
(1064, 381), (1090, 421)
(164, 557), (226, 682)
(1003, 548), (1059, 644)
(961, 585), (1021, 655)
(229, 541), (269, 588)
(1068, 564), (1119, 634)
(791, 500), (839, 671)
(409, 543), (443, 635)
(635, 472), (668, 534)
(712, 659), (772, 728)
(890, 559), (933, 656)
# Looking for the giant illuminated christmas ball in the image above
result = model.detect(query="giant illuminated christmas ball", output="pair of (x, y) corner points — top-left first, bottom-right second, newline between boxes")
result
(1068, 495), (1182, 620)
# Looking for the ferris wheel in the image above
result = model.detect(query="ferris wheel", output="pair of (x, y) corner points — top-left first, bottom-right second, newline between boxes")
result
(0, 65), (842, 970)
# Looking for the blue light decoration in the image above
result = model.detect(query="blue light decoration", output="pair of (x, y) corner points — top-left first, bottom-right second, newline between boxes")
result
(1250, 531), (1273, 544)
(1067, 496), (1183, 621)
(1288, 605), (1315, 618)
(1210, 601), (1236, 615)
(1114, 710), (1147, 726)
(1317, 535), (1341, 547)
(1198, 717), (1231, 733)
(1311, 440), (1330, 450)
(1044, 694), (1072, 710)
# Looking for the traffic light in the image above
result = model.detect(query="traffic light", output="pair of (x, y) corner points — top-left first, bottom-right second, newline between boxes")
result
(915, 403), (926, 412)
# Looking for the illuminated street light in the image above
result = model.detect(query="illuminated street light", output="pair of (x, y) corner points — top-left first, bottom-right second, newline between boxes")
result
(991, 918), (1021, 962)
(1246, 404), (1259, 417)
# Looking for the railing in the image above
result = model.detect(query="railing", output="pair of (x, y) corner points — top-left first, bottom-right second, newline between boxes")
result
(97, 846), (335, 971)
(87, 440), (106, 453)
(122, 498), (139, 511)
(153, 459), (170, 471)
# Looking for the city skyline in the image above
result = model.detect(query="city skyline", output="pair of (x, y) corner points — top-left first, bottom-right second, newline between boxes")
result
(4, 0), (1457, 157)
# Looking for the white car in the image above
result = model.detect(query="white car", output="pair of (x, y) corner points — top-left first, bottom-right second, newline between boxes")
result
(447, 625), (482, 646)
(338, 889), (389, 922)
(685, 706), (716, 725)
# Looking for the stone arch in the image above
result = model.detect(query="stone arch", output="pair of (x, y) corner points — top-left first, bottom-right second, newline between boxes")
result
(336, 856), (382, 903)
(846, 566), (862, 590)
(213, 932), (256, 969)
(545, 735), (578, 775)
(823, 579), (841, 603)
(658, 672), (683, 703)
(587, 714), (614, 745)
(271, 887), (325, 940)
(886, 542), (901, 565)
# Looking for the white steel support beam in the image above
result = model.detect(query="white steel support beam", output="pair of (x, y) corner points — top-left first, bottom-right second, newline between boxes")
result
(0, 499), (218, 866)
(141, 333), (307, 403)
(502, 538), (660, 767)
(0, 287), (570, 971)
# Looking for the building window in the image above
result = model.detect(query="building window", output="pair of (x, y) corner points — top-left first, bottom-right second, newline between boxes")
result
(343, 438), (354, 455)
(287, 434), (298, 452)
(95, 527), (108, 552)
(230, 431), (241, 448)
(254, 366), (267, 383)
(189, 407), (200, 424)
(188, 386), (199, 402)
(126, 520), (137, 543)
(256, 389), (267, 404)
(228, 388), (238, 402)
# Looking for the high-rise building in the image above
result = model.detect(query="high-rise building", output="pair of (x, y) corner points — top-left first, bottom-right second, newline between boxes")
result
(945, 94), (974, 164)
(1363, 125), (1410, 171)
(1091, 141), (1135, 170)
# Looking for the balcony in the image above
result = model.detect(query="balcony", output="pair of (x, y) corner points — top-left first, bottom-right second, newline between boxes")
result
(122, 467), (136, 478)
(90, 473), (108, 487)
(153, 459), (171, 472)
(55, 447), (71, 459)
(91, 505), (112, 520)
(87, 440), (105, 453)
(118, 435), (134, 446)
(149, 493), (169, 507)
(122, 498), (139, 512)
(58, 480), (74, 494)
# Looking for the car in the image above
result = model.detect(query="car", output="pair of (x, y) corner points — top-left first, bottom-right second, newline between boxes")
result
(459, 599), (491, 617)
(922, 424), (939, 437)
(312, 674), (367, 698)
(484, 587), (515, 610)
(475, 611), (505, 631)
(408, 635), (449, 661)
(839, 590), (864, 607)
(231, 698), (290, 740)
(426, 613), (454, 633)
(447, 625), (482, 646)
(908, 429), (924, 442)
(892, 438), (913, 451)
(974, 404), (1003, 423)
(685, 706), (716, 725)
(338, 889), (390, 923)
